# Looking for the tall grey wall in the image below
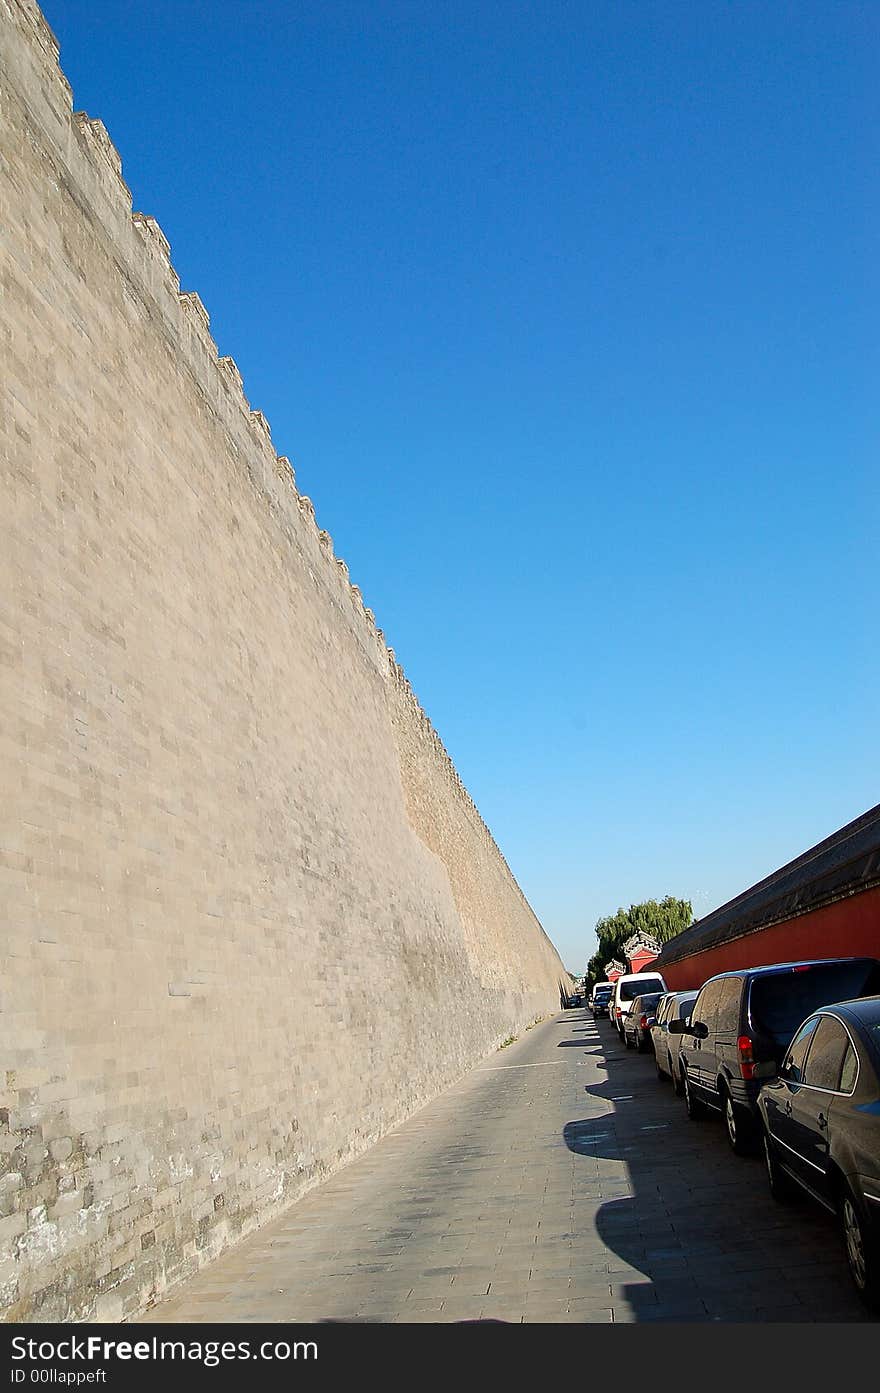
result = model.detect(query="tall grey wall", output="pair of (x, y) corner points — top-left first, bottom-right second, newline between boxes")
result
(0, 0), (568, 1322)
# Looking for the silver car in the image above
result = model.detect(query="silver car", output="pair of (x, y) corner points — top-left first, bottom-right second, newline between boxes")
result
(651, 990), (699, 1091)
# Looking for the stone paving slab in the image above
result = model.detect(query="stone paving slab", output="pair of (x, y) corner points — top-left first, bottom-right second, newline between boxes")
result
(138, 1010), (872, 1323)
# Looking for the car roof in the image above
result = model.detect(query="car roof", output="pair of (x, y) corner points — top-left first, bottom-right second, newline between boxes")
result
(700, 956), (879, 983)
(814, 996), (880, 1028)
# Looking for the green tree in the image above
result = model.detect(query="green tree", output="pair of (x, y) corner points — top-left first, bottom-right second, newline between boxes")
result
(583, 896), (693, 992)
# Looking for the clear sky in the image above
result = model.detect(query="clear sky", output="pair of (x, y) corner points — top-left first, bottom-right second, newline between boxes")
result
(42, 1), (879, 974)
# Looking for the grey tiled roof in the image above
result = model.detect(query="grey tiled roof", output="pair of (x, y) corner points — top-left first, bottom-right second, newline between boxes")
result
(655, 803), (880, 968)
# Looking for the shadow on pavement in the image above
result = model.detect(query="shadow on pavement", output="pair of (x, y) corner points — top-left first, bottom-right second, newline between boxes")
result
(561, 1015), (873, 1323)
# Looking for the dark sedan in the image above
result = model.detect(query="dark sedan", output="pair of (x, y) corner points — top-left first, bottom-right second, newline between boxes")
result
(758, 996), (880, 1312)
(589, 984), (614, 1017)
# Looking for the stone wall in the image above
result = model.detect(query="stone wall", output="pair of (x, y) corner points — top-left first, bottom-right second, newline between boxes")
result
(0, 0), (568, 1321)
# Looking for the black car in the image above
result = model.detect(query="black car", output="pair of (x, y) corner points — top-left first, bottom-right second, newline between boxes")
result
(565, 991), (583, 1009)
(758, 997), (880, 1311)
(668, 956), (880, 1155)
(589, 984), (613, 1017)
(622, 992), (663, 1052)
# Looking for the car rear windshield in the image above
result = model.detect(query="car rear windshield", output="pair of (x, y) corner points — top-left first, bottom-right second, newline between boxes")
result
(594, 986), (612, 996)
(637, 993), (662, 1009)
(748, 962), (880, 1046)
(619, 977), (664, 1001)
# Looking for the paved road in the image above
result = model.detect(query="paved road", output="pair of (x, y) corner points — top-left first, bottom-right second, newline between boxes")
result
(140, 1009), (871, 1323)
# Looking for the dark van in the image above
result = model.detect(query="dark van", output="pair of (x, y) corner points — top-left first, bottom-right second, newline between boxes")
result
(668, 957), (880, 1155)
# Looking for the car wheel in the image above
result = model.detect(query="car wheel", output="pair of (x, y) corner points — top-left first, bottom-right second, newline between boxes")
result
(672, 1055), (684, 1095)
(637, 1032), (649, 1053)
(763, 1130), (795, 1203)
(840, 1186), (880, 1312)
(722, 1085), (755, 1155)
(656, 1052), (667, 1081)
(683, 1067), (707, 1119)
(624, 1028), (634, 1049)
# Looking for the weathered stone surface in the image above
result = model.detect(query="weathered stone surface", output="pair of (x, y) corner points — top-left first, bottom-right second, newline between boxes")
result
(0, 0), (567, 1322)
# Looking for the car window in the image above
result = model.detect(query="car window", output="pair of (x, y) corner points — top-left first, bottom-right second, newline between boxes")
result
(748, 961), (880, 1047)
(839, 1044), (858, 1094)
(716, 978), (742, 1035)
(692, 980), (722, 1031)
(618, 980), (644, 1001)
(678, 995), (697, 1019)
(803, 1016), (851, 1091)
(781, 1017), (820, 1083)
(639, 976), (665, 995)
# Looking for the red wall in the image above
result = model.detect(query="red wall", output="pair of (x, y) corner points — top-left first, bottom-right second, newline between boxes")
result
(659, 886), (880, 991)
(628, 948), (659, 974)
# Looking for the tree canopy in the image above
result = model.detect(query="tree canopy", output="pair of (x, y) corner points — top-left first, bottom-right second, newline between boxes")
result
(583, 895), (693, 990)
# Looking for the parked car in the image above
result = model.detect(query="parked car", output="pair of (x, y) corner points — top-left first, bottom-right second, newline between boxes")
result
(622, 991), (664, 1052)
(589, 983), (614, 1017)
(757, 997), (880, 1311)
(668, 956), (880, 1155)
(564, 991), (583, 1009)
(610, 971), (668, 1040)
(651, 990), (699, 1090)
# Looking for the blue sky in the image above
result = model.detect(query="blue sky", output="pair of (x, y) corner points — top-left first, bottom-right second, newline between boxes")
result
(43, 1), (879, 973)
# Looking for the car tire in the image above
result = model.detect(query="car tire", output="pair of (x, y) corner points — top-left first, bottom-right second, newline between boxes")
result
(656, 1053), (667, 1081)
(763, 1129), (795, 1203)
(672, 1056), (684, 1095)
(721, 1084), (756, 1156)
(840, 1185), (880, 1313)
(637, 1033), (649, 1053)
(682, 1067), (707, 1119)
(624, 1028), (634, 1050)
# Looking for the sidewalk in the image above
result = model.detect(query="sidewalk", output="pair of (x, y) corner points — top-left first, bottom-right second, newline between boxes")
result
(138, 1010), (868, 1323)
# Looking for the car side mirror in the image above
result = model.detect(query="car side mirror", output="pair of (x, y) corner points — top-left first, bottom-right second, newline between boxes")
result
(669, 1019), (708, 1038)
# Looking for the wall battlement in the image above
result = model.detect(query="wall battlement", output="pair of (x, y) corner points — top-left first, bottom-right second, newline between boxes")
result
(0, 0), (566, 1322)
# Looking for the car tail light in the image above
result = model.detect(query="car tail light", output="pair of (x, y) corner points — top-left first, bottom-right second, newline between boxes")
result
(737, 1035), (756, 1080)
(639, 1014), (648, 1029)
